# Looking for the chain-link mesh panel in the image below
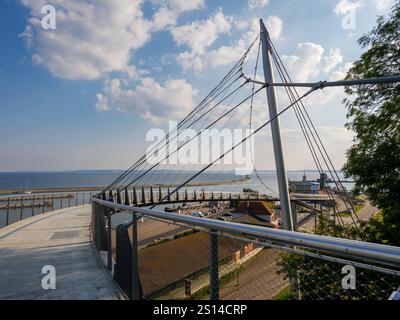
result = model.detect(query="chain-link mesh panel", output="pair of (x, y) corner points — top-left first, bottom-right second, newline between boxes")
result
(105, 207), (400, 301)
(277, 251), (400, 300)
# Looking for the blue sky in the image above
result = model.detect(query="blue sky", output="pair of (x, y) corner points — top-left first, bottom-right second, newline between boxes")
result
(0, 0), (396, 171)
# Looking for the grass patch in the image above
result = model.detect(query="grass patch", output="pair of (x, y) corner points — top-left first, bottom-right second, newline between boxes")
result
(337, 211), (352, 217)
(354, 204), (365, 213)
(273, 286), (293, 300)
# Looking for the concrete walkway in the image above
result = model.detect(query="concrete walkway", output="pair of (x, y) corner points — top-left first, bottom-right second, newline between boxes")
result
(0, 205), (125, 300)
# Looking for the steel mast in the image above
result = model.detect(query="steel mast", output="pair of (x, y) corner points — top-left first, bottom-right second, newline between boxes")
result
(259, 19), (294, 231)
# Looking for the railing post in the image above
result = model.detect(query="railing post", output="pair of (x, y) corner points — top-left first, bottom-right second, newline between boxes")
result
(93, 202), (107, 251)
(150, 186), (154, 204)
(60, 195), (63, 209)
(133, 187), (138, 205)
(117, 190), (122, 204)
(20, 197), (23, 220)
(107, 208), (112, 271)
(131, 215), (141, 300)
(124, 189), (130, 205)
(68, 194), (71, 208)
(42, 195), (45, 213)
(32, 196), (35, 216)
(210, 230), (219, 300)
(114, 220), (143, 300)
(6, 198), (10, 226)
(75, 193), (78, 206)
(141, 187), (146, 204)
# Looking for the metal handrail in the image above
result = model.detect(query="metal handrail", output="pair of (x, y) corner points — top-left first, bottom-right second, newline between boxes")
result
(92, 197), (400, 267)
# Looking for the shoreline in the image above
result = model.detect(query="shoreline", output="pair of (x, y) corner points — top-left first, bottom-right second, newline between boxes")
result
(0, 176), (251, 195)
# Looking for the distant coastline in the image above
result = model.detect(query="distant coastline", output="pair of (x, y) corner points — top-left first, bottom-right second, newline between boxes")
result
(0, 175), (251, 195)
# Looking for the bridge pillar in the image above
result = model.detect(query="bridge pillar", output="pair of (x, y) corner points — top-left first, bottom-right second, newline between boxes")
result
(260, 19), (293, 231)
(133, 187), (138, 205)
(150, 186), (154, 204)
(141, 187), (146, 204)
(124, 189), (130, 205)
(116, 189), (122, 204)
(167, 188), (171, 202)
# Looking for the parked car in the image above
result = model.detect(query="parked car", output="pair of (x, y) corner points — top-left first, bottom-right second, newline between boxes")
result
(191, 212), (205, 218)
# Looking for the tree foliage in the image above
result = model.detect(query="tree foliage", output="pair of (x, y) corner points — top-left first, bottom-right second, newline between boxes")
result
(342, 1), (400, 246)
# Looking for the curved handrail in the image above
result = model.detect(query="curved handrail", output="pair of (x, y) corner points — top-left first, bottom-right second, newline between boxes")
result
(92, 197), (400, 268)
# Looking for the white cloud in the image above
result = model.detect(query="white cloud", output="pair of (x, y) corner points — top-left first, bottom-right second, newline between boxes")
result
(372, 0), (394, 10)
(151, 0), (205, 13)
(282, 42), (325, 82)
(321, 48), (344, 74)
(333, 0), (364, 15)
(176, 16), (283, 73)
(96, 77), (198, 124)
(248, 0), (269, 10)
(266, 16), (283, 40)
(171, 10), (232, 54)
(282, 43), (344, 83)
(20, 0), (151, 80)
(300, 61), (353, 107)
(151, 0), (205, 31)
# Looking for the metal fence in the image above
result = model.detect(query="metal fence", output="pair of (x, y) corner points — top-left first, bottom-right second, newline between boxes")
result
(91, 197), (400, 300)
(0, 192), (95, 229)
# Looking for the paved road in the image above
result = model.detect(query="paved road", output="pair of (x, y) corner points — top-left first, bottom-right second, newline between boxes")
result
(0, 205), (124, 300)
(220, 249), (288, 300)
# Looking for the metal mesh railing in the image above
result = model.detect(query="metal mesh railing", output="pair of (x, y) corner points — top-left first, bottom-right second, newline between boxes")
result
(0, 192), (96, 229)
(92, 199), (400, 301)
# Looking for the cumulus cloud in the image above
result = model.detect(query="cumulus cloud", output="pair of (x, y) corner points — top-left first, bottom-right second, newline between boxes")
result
(333, 0), (364, 15)
(20, 0), (206, 80)
(248, 0), (269, 10)
(282, 43), (325, 82)
(96, 77), (198, 124)
(171, 10), (232, 54)
(176, 15), (283, 73)
(20, 0), (151, 80)
(275, 43), (352, 108)
(281, 43), (344, 82)
(372, 0), (394, 10)
(151, 0), (205, 31)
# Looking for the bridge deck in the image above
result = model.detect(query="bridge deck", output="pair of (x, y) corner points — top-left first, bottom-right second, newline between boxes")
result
(0, 205), (125, 300)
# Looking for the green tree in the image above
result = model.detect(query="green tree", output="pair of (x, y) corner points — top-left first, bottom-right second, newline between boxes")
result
(343, 1), (400, 246)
